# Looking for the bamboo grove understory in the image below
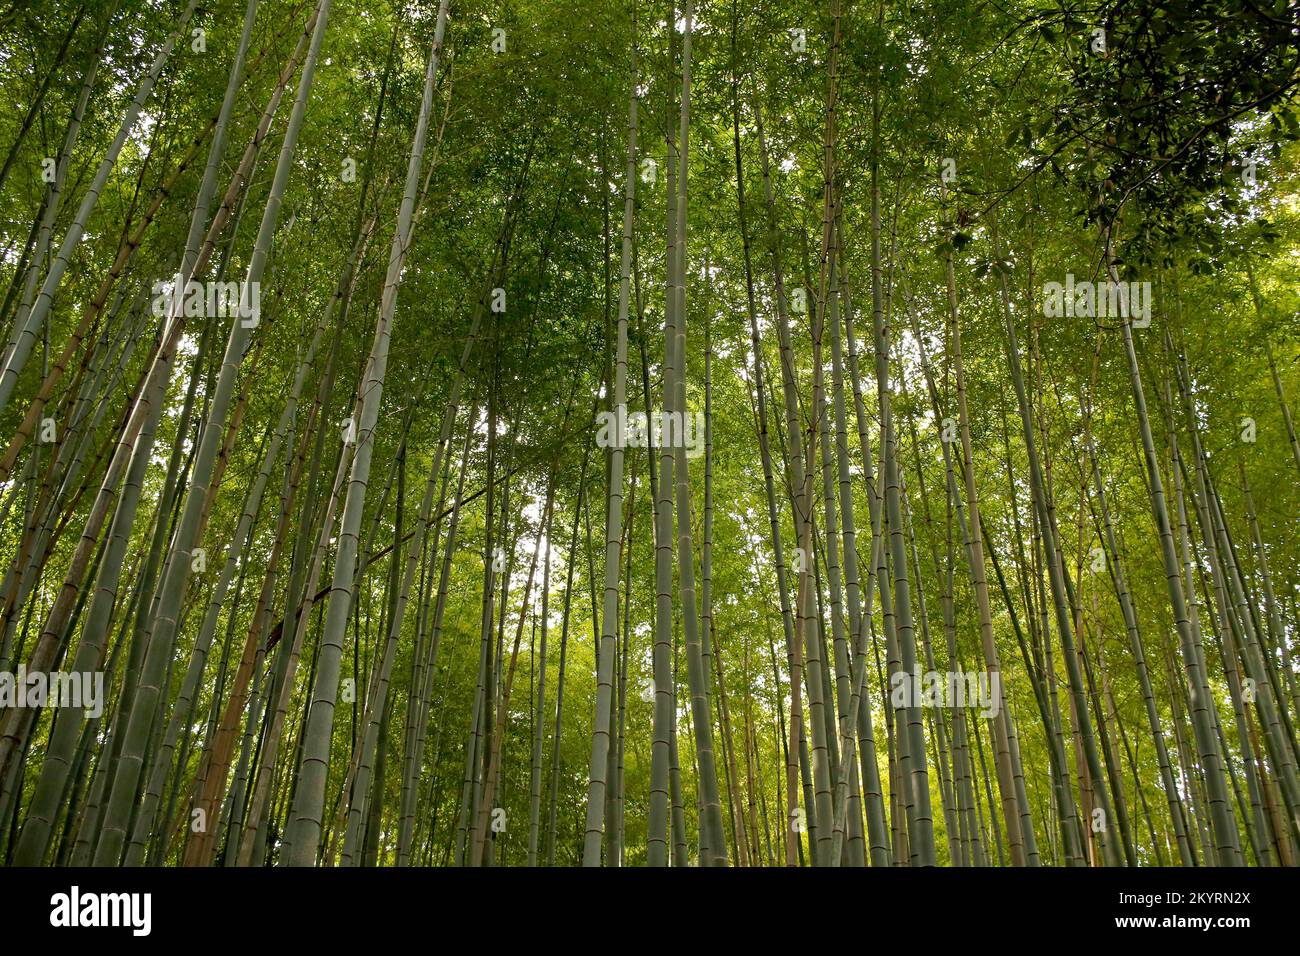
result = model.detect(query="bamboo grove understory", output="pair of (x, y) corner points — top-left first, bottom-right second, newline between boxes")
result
(0, 0), (1297, 868)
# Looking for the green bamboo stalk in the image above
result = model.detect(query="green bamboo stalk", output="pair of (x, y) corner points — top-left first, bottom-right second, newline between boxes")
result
(581, 7), (638, 864)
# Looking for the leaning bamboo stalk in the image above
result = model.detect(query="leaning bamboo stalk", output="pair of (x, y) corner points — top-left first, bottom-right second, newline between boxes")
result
(346, 248), (487, 866)
(93, 0), (334, 867)
(236, 428), (355, 866)
(12, 0), (269, 867)
(0, 4), (89, 199)
(0, 0), (201, 415)
(1102, 232), (1240, 865)
(0, 0), (316, 788)
(1080, 415), (1195, 865)
(0, 3), (313, 485)
(935, 204), (1034, 864)
(397, 418), (475, 865)
(0, 1), (113, 380)
(282, 1), (448, 864)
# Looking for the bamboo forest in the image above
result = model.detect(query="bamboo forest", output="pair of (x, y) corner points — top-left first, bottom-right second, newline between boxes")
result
(0, 0), (1297, 878)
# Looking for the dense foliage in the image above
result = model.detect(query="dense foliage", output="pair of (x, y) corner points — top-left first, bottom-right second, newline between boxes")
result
(0, 0), (1297, 867)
